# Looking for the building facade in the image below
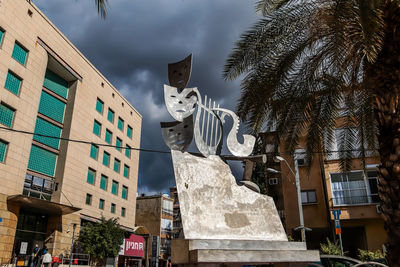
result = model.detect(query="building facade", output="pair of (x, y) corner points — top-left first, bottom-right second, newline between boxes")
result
(0, 0), (142, 264)
(261, 129), (387, 257)
(135, 194), (173, 267)
(169, 187), (183, 239)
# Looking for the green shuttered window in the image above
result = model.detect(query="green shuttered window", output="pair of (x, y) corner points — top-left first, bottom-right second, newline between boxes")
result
(100, 175), (108, 190)
(112, 180), (118, 195)
(103, 151), (110, 167)
(5, 71), (22, 95)
(90, 144), (99, 160)
(0, 140), (8, 163)
(87, 168), (95, 185)
(86, 194), (92, 205)
(116, 138), (122, 152)
(125, 145), (131, 158)
(114, 158), (120, 173)
(118, 117), (124, 131)
(93, 120), (101, 136)
(12, 42), (28, 66)
(99, 199), (105, 209)
(38, 91), (66, 123)
(123, 164), (129, 178)
(43, 69), (68, 99)
(121, 207), (126, 217)
(127, 125), (132, 139)
(111, 203), (116, 213)
(96, 98), (103, 114)
(27, 145), (57, 177)
(33, 117), (62, 149)
(107, 108), (114, 123)
(0, 29), (4, 46)
(105, 129), (112, 144)
(122, 186), (128, 200)
(0, 103), (15, 127)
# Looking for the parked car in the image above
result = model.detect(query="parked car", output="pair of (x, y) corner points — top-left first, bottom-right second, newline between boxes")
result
(310, 255), (388, 267)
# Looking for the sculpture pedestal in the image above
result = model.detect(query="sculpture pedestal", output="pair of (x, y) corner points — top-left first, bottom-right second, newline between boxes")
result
(171, 239), (320, 265)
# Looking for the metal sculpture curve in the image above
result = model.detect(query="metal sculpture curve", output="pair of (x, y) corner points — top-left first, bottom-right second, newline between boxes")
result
(160, 54), (255, 158)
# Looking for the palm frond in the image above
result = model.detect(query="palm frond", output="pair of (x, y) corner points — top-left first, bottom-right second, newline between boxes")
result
(95, 0), (108, 19)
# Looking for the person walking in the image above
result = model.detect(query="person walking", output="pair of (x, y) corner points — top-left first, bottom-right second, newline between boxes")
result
(42, 250), (52, 267)
(32, 244), (40, 267)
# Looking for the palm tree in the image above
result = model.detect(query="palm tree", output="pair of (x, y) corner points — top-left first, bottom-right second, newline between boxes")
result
(94, 0), (108, 18)
(224, 0), (400, 265)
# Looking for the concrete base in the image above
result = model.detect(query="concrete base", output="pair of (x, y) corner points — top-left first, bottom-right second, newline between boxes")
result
(172, 239), (320, 265)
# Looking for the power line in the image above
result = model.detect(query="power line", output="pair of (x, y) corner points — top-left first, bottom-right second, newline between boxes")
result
(0, 125), (379, 156)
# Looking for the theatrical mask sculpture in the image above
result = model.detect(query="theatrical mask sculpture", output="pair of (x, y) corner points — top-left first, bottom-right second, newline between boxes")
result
(160, 115), (194, 152)
(164, 85), (197, 122)
(168, 54), (192, 89)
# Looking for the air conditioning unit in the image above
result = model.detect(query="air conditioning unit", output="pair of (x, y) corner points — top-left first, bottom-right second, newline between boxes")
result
(295, 149), (308, 166)
(269, 178), (278, 185)
(296, 158), (307, 167)
(376, 204), (382, 214)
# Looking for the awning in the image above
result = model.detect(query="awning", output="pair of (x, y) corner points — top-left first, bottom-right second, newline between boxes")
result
(7, 194), (81, 215)
(133, 226), (150, 235)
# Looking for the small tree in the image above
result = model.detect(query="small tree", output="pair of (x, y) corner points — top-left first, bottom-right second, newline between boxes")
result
(320, 238), (342, 256)
(78, 217), (126, 265)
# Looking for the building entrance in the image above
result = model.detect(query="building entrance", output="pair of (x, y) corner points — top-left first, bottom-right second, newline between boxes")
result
(13, 209), (49, 266)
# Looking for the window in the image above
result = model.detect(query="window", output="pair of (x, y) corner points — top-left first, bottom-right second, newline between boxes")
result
(122, 186), (128, 200)
(85, 194), (92, 205)
(100, 174), (108, 190)
(161, 218), (172, 234)
(125, 144), (131, 158)
(112, 180), (119, 195)
(27, 145), (57, 177)
(12, 42), (28, 66)
(43, 69), (68, 99)
(111, 203), (116, 213)
(330, 171), (378, 206)
(103, 151), (110, 167)
(114, 158), (120, 173)
(123, 164), (130, 178)
(107, 108), (114, 123)
(33, 117), (62, 150)
(118, 117), (124, 131)
(99, 199), (105, 210)
(121, 207), (126, 217)
(38, 91), (66, 124)
(0, 103), (15, 127)
(5, 71), (22, 95)
(0, 28), (4, 47)
(90, 144), (99, 160)
(96, 98), (104, 114)
(116, 137), (122, 152)
(301, 190), (317, 204)
(105, 129), (112, 144)
(87, 168), (96, 185)
(0, 140), (8, 163)
(93, 120), (101, 136)
(127, 125), (133, 139)
(162, 199), (173, 215)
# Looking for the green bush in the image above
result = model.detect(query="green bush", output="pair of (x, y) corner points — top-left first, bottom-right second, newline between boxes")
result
(320, 238), (342, 255)
(358, 249), (385, 262)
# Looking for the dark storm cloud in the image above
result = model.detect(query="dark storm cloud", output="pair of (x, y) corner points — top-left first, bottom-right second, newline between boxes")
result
(35, 0), (258, 193)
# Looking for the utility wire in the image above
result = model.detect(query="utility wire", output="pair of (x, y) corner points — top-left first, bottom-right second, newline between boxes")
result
(0, 126), (379, 155)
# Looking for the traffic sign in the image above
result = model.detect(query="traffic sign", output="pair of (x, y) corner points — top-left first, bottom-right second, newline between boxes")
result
(332, 209), (341, 220)
(334, 219), (341, 229)
(0, 217), (2, 223)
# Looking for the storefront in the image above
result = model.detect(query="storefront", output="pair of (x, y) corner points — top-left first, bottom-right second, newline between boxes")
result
(118, 234), (146, 267)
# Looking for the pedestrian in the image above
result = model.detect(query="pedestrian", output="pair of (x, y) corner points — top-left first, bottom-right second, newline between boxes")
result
(32, 244), (40, 267)
(42, 250), (52, 267)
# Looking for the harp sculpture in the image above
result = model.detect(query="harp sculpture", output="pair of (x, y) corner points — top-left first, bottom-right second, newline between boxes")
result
(160, 55), (319, 264)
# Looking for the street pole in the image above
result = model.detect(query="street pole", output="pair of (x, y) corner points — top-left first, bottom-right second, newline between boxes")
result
(69, 223), (77, 267)
(293, 158), (306, 242)
(339, 232), (344, 256)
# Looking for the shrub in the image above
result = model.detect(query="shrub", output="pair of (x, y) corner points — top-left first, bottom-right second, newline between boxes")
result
(358, 249), (385, 262)
(320, 238), (342, 255)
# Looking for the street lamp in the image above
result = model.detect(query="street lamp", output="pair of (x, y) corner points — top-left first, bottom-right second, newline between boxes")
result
(272, 155), (310, 242)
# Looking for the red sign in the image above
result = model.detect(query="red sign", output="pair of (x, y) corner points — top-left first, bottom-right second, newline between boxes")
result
(335, 228), (342, 235)
(122, 234), (145, 257)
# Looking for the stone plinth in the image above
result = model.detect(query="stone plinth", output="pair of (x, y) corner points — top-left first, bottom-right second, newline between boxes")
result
(172, 239), (320, 264)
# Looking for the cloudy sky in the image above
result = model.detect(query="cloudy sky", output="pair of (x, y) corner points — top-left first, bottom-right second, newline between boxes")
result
(34, 0), (259, 194)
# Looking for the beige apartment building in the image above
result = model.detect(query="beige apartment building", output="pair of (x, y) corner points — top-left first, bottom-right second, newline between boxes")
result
(135, 194), (173, 267)
(0, 0), (142, 264)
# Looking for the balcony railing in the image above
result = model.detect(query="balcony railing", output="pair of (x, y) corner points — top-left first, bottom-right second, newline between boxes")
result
(162, 208), (173, 216)
(331, 194), (379, 206)
(23, 173), (55, 201)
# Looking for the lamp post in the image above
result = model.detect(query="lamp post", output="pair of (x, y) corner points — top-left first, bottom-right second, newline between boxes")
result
(273, 155), (308, 242)
(69, 223), (77, 267)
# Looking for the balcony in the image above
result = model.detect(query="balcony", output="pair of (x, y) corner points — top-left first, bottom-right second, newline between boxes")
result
(331, 194), (379, 207)
(23, 173), (55, 201)
(162, 208), (173, 216)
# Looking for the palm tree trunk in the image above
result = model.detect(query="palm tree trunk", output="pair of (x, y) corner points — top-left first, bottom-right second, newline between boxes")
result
(367, 3), (400, 266)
